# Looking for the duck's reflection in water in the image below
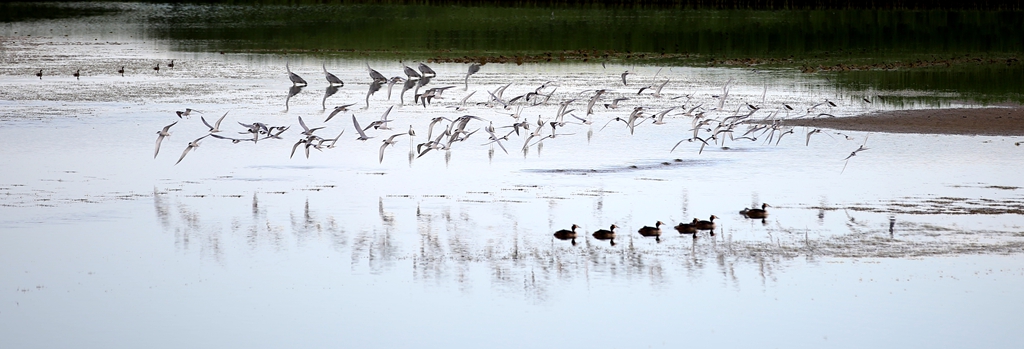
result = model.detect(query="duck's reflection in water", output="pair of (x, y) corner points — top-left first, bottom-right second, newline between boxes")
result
(154, 191), (1006, 299)
(151, 191), (791, 297)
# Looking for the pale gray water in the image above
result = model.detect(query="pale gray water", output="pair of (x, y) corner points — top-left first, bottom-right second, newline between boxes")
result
(2, 9), (1024, 349)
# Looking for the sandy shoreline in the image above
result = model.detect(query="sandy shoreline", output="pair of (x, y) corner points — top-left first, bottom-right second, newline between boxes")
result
(776, 107), (1024, 137)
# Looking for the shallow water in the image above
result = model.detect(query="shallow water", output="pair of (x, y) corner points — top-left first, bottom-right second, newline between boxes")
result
(2, 3), (1024, 348)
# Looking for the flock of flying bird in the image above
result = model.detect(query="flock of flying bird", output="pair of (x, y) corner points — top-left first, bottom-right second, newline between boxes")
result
(150, 60), (872, 170)
(554, 203), (771, 245)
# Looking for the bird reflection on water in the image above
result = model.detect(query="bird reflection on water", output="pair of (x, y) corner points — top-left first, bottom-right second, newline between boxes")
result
(285, 85), (303, 112)
(148, 189), (1024, 300)
(321, 85), (339, 110)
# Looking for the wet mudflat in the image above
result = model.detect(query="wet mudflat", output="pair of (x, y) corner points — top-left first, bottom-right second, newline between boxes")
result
(2, 3), (1024, 348)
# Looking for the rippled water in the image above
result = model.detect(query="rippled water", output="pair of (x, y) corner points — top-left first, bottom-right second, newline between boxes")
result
(2, 3), (1024, 348)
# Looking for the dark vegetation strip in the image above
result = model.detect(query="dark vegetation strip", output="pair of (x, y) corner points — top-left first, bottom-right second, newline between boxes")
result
(124, 0), (1024, 11)
(0, 3), (119, 22)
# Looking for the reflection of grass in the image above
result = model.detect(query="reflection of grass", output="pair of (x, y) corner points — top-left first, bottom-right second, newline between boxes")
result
(831, 64), (1024, 104)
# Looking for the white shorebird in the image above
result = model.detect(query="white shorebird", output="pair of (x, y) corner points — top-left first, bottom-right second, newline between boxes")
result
(482, 122), (509, 154)
(586, 89), (605, 116)
(805, 128), (823, 146)
(298, 116), (324, 136)
(352, 114), (374, 141)
(154, 121), (177, 158)
(326, 103), (356, 122)
(651, 106), (677, 125)
(449, 91), (476, 111)
(379, 133), (407, 163)
(201, 111), (229, 133)
(175, 135), (209, 165)
(841, 137), (871, 173)
(603, 97), (629, 109)
(176, 108), (199, 119)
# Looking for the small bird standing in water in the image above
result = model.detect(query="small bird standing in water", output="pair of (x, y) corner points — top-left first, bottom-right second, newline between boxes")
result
(35, 69), (43, 79)
(117, 66), (125, 77)
(73, 69), (80, 80)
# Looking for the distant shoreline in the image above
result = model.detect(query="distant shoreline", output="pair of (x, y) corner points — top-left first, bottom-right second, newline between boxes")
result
(776, 107), (1024, 137)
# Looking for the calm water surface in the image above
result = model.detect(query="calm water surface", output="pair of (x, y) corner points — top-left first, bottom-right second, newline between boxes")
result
(1, 3), (1023, 348)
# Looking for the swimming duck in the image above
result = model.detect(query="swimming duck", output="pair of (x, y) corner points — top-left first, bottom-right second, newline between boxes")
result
(592, 224), (618, 244)
(675, 218), (698, 234)
(638, 221), (664, 242)
(740, 203), (770, 219)
(554, 224), (580, 240)
(637, 221), (664, 237)
(694, 215), (718, 230)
